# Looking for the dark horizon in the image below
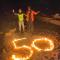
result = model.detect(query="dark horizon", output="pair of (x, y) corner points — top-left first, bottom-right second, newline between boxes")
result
(0, 0), (60, 14)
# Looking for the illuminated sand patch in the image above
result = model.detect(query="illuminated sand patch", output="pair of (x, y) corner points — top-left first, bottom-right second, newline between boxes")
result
(31, 37), (54, 51)
(13, 38), (27, 49)
(12, 45), (33, 60)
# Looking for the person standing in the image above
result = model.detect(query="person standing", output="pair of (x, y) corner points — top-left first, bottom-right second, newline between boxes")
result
(13, 9), (25, 33)
(26, 6), (40, 32)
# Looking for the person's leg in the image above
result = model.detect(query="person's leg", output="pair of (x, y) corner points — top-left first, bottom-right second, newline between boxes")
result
(30, 21), (34, 33)
(19, 22), (21, 32)
(21, 21), (24, 32)
(29, 21), (31, 32)
(32, 22), (34, 32)
(26, 20), (32, 33)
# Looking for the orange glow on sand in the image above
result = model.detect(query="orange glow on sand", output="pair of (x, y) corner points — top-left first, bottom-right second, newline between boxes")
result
(31, 37), (54, 51)
(12, 37), (27, 49)
(12, 55), (25, 60)
(12, 37), (54, 60)
(12, 45), (33, 60)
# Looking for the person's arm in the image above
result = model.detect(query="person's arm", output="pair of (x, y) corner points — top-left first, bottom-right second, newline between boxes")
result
(13, 9), (18, 15)
(37, 11), (40, 14)
(33, 10), (40, 15)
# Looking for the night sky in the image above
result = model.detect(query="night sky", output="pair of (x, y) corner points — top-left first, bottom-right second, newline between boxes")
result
(0, 0), (60, 13)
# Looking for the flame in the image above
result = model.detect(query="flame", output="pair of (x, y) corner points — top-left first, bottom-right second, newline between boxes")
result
(12, 45), (33, 60)
(31, 37), (54, 51)
(12, 55), (25, 60)
(12, 37), (27, 49)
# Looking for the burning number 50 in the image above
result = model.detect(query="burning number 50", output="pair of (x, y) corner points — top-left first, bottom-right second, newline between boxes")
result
(12, 37), (54, 60)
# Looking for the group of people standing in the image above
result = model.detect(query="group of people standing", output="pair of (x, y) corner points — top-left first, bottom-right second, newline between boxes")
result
(13, 6), (40, 33)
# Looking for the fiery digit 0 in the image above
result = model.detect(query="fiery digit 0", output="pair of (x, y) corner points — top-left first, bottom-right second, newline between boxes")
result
(31, 37), (54, 51)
